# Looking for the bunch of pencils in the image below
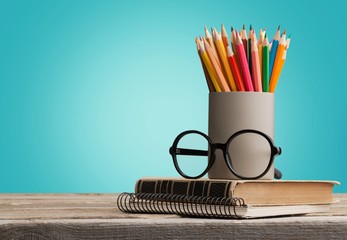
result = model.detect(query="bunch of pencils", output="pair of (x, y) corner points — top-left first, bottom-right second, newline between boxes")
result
(195, 24), (290, 93)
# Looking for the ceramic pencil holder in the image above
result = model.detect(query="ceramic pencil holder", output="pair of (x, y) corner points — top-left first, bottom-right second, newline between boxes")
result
(208, 92), (275, 180)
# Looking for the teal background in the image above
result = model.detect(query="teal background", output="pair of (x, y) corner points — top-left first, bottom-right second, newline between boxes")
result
(0, 0), (345, 193)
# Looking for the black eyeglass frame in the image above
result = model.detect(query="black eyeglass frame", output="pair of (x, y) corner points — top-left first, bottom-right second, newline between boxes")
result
(169, 129), (282, 180)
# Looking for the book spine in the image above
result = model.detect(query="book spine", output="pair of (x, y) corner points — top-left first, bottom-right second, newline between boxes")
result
(117, 192), (246, 219)
(136, 179), (233, 198)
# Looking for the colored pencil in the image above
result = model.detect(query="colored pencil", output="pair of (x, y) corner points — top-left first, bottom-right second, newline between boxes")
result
(212, 29), (237, 91)
(248, 25), (253, 76)
(196, 25), (290, 93)
(251, 33), (262, 92)
(241, 24), (248, 58)
(226, 46), (245, 91)
(235, 31), (254, 91)
(221, 24), (229, 48)
(196, 38), (215, 92)
(269, 25), (281, 77)
(197, 40), (222, 92)
(201, 36), (221, 70)
(230, 26), (237, 54)
(262, 34), (270, 92)
(204, 27), (219, 64)
(211, 28), (226, 71)
(258, 28), (265, 81)
(230, 26), (240, 70)
(202, 38), (231, 91)
(274, 48), (287, 89)
(269, 33), (286, 92)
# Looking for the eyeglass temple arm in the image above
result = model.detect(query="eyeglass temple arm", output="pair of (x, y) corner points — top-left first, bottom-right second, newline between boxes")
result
(170, 147), (208, 156)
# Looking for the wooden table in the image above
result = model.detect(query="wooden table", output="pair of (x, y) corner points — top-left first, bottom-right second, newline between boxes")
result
(0, 194), (346, 239)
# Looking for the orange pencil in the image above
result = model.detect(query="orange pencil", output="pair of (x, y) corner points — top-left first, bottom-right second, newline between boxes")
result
(270, 34), (289, 92)
(212, 29), (237, 91)
(277, 48), (287, 82)
(226, 46), (245, 91)
(269, 32), (286, 92)
(230, 26), (238, 54)
(221, 24), (229, 48)
(202, 38), (231, 91)
(251, 33), (262, 92)
(204, 26), (219, 65)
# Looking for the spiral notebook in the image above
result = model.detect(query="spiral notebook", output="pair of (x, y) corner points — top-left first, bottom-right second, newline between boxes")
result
(117, 177), (338, 219)
(117, 192), (331, 219)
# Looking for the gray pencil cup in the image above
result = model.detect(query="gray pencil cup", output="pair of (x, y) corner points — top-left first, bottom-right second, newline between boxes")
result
(208, 92), (275, 180)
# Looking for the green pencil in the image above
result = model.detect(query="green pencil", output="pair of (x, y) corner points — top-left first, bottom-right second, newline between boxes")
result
(262, 34), (270, 92)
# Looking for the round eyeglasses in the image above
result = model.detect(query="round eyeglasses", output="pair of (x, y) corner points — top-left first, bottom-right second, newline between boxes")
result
(169, 129), (282, 180)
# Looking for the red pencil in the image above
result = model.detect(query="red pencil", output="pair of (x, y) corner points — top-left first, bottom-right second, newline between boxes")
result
(235, 31), (254, 91)
(226, 46), (245, 91)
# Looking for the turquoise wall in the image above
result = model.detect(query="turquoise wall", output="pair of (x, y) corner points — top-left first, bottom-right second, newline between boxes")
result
(1, 0), (345, 192)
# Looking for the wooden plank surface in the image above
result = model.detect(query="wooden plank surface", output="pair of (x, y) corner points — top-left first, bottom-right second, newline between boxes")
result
(0, 194), (346, 239)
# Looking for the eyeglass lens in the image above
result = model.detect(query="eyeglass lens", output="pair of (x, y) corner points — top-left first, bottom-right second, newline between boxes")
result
(175, 132), (210, 178)
(226, 132), (272, 178)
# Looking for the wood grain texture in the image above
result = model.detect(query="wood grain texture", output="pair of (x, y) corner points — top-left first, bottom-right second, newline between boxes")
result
(0, 194), (346, 239)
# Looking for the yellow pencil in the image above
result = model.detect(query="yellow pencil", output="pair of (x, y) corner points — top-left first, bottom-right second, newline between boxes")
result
(269, 33), (286, 92)
(201, 36), (221, 69)
(211, 28), (228, 82)
(197, 39), (222, 92)
(196, 38), (215, 92)
(212, 28), (237, 91)
(202, 38), (231, 91)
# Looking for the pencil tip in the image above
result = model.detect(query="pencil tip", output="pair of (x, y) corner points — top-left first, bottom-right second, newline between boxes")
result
(243, 24), (245, 29)
(278, 25), (281, 30)
(283, 29), (287, 35)
(231, 26), (234, 31)
(250, 24), (252, 30)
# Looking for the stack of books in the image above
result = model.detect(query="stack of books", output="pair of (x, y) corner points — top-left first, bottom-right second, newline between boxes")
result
(117, 178), (339, 219)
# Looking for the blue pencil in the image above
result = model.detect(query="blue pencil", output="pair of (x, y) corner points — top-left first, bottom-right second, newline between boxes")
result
(269, 26), (281, 77)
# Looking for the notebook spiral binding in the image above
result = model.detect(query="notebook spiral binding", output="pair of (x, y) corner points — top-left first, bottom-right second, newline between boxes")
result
(117, 192), (247, 219)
